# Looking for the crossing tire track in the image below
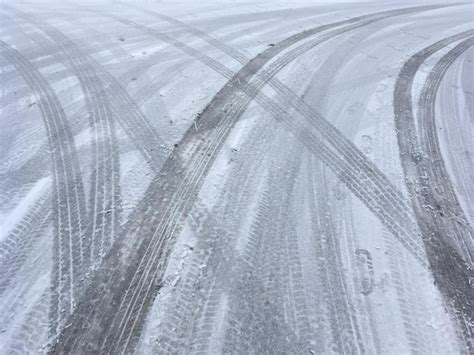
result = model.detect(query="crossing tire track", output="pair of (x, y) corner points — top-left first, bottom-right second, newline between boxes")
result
(147, 121), (284, 353)
(50, 7), (455, 352)
(0, 39), (87, 335)
(2, 8), (125, 336)
(112, 4), (454, 262)
(287, 19), (402, 352)
(2, 6), (167, 172)
(5, 9), (122, 267)
(0, 33), (173, 197)
(153, 116), (275, 352)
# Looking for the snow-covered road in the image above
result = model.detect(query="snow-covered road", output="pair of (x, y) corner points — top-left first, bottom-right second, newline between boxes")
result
(0, 1), (472, 353)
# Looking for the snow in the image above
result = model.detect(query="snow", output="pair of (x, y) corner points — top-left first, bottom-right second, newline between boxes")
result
(0, 176), (50, 242)
(0, 0), (472, 353)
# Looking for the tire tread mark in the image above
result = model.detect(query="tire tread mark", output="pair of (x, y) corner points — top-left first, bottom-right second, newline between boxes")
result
(3, 8), (125, 336)
(50, 6), (455, 352)
(112, 4), (452, 262)
(0, 39), (87, 334)
(394, 34), (474, 351)
(306, 156), (365, 354)
(417, 38), (474, 261)
(6, 9), (121, 267)
(0, 189), (51, 296)
(2, 5), (167, 171)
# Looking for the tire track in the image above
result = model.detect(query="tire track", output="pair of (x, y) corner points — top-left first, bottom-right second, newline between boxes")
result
(110, 4), (455, 262)
(270, 20), (401, 351)
(118, 3), (250, 65)
(151, 116), (275, 352)
(0, 188), (51, 296)
(187, 171), (303, 354)
(294, 18), (410, 352)
(2, 8), (124, 336)
(242, 15), (431, 252)
(0, 31), (151, 91)
(183, 129), (309, 353)
(4, 9), (177, 325)
(0, 18), (178, 110)
(180, 2), (366, 33)
(0, 19), (174, 199)
(0, 39), (87, 333)
(0, 5), (295, 102)
(238, 144), (311, 352)
(418, 39), (474, 260)
(2, 6), (167, 172)
(220, 141), (305, 353)
(376, 110), (452, 354)
(139, 15), (467, 350)
(314, 22), (470, 352)
(5, 9), (122, 268)
(51, 7), (453, 352)
(191, 127), (277, 353)
(8, 291), (51, 354)
(0, 148), (51, 199)
(343, 202), (382, 353)
(111, 2), (440, 262)
(146, 127), (301, 352)
(383, 229), (429, 353)
(439, 54), (474, 224)
(232, 96), (312, 351)
(306, 156), (364, 354)
(394, 34), (474, 351)
(1, 6), (294, 171)
(0, 5), (327, 95)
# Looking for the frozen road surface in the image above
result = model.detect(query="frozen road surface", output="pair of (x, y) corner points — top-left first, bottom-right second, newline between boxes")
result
(1, 0), (473, 353)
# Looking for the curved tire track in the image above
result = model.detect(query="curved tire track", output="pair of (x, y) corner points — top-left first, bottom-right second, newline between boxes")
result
(5, 9), (122, 262)
(51, 6), (458, 352)
(394, 34), (474, 351)
(2, 6), (167, 171)
(417, 38), (474, 261)
(0, 40), (87, 332)
(111, 4), (457, 263)
(2, 8), (125, 336)
(151, 118), (275, 352)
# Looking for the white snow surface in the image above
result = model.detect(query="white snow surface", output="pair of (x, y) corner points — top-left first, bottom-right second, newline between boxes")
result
(0, 0), (472, 353)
